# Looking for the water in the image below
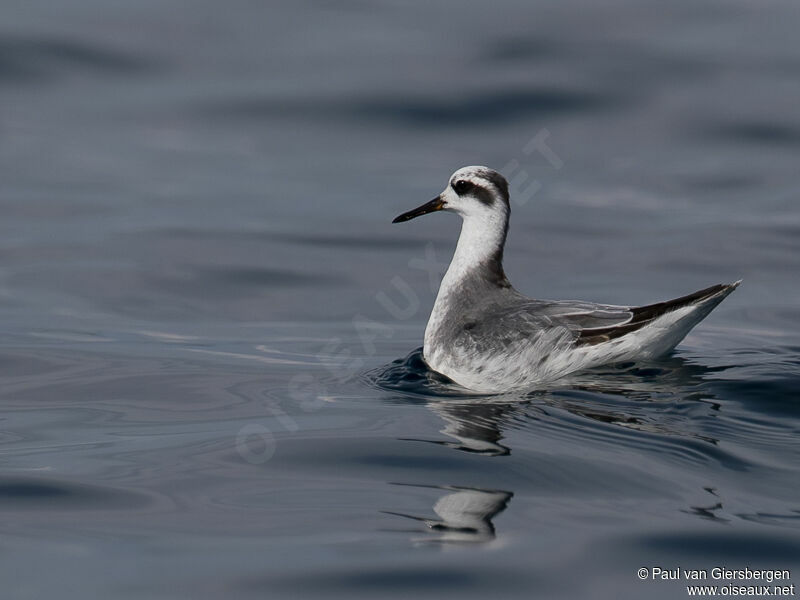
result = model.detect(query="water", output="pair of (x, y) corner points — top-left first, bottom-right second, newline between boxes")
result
(2, 1), (799, 598)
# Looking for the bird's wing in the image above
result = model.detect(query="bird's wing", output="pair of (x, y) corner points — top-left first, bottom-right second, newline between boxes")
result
(501, 283), (739, 346)
(459, 283), (739, 353)
(570, 283), (739, 345)
(529, 300), (635, 330)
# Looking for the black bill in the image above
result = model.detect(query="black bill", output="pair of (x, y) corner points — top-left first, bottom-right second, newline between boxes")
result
(392, 196), (446, 223)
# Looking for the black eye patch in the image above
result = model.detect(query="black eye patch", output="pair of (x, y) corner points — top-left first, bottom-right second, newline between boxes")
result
(452, 179), (474, 195)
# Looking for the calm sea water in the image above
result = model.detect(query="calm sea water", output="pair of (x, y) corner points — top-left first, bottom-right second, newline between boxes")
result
(2, 1), (799, 598)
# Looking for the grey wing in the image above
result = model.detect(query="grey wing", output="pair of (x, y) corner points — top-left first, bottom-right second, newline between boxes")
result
(528, 299), (635, 330)
(460, 284), (738, 350)
(458, 299), (631, 351)
(526, 283), (738, 345)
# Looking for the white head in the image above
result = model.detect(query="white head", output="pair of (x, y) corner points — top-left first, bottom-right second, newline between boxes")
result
(392, 166), (510, 225)
(393, 166), (512, 285)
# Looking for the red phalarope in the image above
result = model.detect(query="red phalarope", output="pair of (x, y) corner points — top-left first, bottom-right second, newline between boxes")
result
(393, 166), (740, 393)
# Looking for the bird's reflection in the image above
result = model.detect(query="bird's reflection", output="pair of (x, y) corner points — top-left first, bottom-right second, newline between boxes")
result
(401, 401), (523, 456)
(379, 351), (726, 453)
(384, 483), (512, 544)
(560, 355), (727, 403)
(399, 355), (724, 456)
(387, 402), (517, 544)
(378, 351), (730, 544)
(542, 356), (725, 444)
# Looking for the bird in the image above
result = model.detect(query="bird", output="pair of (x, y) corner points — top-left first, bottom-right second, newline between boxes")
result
(392, 165), (740, 393)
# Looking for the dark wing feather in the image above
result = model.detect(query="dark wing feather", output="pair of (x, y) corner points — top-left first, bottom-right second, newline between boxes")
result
(576, 283), (733, 346)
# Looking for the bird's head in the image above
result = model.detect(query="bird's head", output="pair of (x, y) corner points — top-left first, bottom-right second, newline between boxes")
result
(392, 166), (510, 224)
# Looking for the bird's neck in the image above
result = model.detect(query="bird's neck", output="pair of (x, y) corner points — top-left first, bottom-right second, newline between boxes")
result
(424, 210), (511, 359)
(438, 210), (511, 301)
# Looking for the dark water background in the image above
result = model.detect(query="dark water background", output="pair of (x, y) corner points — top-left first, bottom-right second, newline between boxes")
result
(2, 1), (799, 598)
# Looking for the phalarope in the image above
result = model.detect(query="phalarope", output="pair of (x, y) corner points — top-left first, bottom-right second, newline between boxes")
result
(393, 166), (740, 393)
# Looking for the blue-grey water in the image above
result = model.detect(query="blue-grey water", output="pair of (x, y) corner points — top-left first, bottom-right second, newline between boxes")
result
(2, 1), (799, 598)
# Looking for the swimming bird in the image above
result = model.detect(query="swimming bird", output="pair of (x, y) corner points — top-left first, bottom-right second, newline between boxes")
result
(392, 166), (740, 393)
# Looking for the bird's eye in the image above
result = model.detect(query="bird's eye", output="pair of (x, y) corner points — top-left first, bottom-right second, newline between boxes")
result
(452, 180), (473, 194)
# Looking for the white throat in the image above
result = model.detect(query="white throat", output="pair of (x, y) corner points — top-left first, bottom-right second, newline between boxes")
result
(441, 208), (508, 292)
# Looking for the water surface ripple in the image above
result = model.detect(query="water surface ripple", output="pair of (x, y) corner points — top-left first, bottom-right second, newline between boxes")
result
(1, 0), (799, 598)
